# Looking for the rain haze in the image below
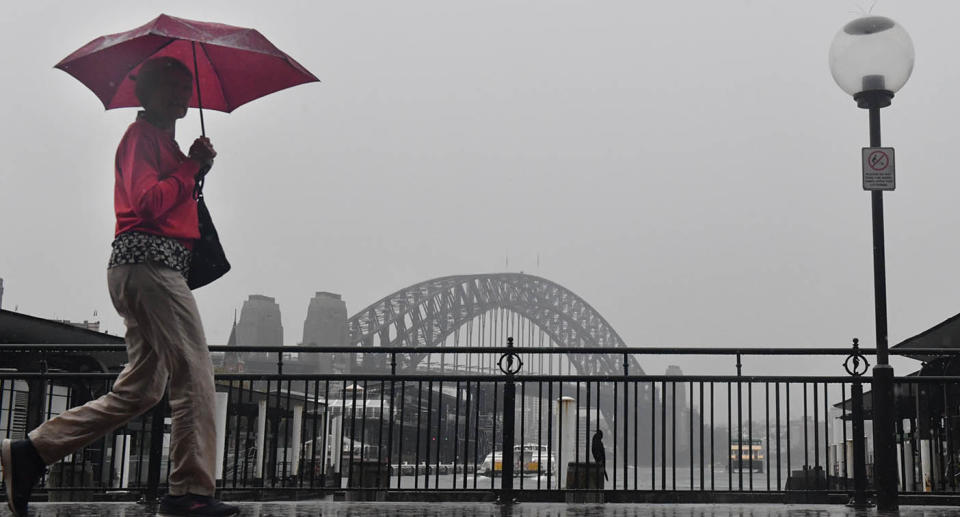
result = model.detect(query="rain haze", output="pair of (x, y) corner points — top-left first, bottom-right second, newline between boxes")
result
(2, 0), (958, 378)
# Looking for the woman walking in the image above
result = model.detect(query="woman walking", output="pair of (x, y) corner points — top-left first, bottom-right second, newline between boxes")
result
(1, 57), (238, 517)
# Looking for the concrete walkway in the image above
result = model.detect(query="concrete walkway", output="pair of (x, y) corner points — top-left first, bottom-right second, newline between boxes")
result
(2, 502), (958, 517)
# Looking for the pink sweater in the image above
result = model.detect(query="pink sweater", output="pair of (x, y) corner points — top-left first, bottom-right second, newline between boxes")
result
(114, 117), (201, 246)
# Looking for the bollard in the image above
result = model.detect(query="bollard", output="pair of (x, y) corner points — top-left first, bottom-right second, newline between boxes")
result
(565, 462), (605, 489)
(564, 462), (605, 503)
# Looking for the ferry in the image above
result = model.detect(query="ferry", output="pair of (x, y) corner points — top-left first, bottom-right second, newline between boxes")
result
(729, 437), (764, 473)
(480, 444), (557, 477)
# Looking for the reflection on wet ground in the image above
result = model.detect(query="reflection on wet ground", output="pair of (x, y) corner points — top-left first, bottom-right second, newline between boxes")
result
(2, 503), (959, 517)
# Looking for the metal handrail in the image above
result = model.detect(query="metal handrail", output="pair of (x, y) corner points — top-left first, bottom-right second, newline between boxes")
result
(4, 343), (960, 356)
(6, 371), (960, 383)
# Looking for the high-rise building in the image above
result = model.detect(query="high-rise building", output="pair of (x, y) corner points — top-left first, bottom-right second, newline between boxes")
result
(666, 365), (686, 403)
(302, 292), (348, 372)
(223, 312), (244, 373)
(664, 365), (690, 459)
(302, 292), (347, 347)
(231, 295), (283, 371)
(236, 295), (283, 347)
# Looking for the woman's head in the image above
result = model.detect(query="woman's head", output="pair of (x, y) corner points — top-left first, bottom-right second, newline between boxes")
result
(134, 57), (193, 124)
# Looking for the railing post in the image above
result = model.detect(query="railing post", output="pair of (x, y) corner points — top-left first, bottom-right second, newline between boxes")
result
(498, 337), (521, 504)
(143, 392), (168, 504)
(623, 353), (629, 485)
(845, 338), (871, 508)
(25, 352), (49, 433)
(387, 352), (397, 478)
(736, 352), (743, 490)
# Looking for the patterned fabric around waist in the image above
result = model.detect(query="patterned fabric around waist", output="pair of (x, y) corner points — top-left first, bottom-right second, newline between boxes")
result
(108, 231), (191, 278)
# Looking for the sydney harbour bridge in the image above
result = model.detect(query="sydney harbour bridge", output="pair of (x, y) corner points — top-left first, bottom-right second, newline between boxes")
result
(340, 273), (672, 466)
(346, 272), (646, 377)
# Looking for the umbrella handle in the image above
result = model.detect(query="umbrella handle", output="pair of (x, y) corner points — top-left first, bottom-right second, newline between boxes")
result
(191, 41), (208, 201)
(191, 42), (206, 137)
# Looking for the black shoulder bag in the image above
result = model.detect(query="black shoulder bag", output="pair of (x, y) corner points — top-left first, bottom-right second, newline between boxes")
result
(187, 175), (231, 290)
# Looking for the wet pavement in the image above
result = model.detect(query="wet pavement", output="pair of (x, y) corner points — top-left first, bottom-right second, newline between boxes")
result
(1, 503), (958, 517)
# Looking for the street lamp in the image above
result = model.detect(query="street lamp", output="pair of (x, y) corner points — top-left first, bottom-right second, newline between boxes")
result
(829, 16), (914, 512)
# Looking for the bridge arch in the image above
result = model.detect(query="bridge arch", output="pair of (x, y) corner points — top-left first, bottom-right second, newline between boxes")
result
(347, 273), (644, 375)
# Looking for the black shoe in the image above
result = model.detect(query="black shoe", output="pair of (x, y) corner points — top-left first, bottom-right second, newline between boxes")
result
(1, 438), (47, 517)
(158, 493), (240, 516)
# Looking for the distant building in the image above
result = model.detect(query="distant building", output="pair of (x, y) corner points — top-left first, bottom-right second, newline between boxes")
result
(0, 310), (124, 355)
(301, 292), (348, 372)
(666, 365), (686, 403)
(55, 320), (101, 333)
(236, 295), (283, 347)
(0, 309), (126, 438)
(229, 295), (283, 370)
(664, 365), (691, 460)
(302, 292), (347, 347)
(223, 292), (351, 374)
(0, 278), (4, 309)
(222, 313), (244, 373)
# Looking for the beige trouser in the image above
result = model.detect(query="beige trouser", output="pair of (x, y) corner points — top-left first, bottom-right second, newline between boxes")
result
(29, 261), (217, 496)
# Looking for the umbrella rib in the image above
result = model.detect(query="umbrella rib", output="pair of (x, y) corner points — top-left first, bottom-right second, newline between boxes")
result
(198, 42), (232, 112)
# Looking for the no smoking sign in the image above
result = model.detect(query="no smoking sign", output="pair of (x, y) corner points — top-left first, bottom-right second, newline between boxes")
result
(862, 147), (895, 191)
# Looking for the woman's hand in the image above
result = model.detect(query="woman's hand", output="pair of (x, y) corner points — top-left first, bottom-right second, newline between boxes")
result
(189, 137), (217, 169)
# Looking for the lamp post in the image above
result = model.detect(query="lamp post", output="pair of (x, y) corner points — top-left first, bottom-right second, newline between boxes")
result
(829, 16), (914, 511)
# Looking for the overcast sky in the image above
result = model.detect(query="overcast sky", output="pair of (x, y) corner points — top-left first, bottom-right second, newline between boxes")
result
(2, 1), (958, 376)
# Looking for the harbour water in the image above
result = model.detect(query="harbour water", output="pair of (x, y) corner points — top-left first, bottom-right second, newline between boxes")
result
(364, 467), (795, 491)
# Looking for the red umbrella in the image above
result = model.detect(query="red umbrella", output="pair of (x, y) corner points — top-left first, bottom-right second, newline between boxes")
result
(55, 13), (319, 134)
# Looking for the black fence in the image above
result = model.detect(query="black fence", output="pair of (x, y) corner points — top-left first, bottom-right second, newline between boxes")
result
(1, 342), (959, 504)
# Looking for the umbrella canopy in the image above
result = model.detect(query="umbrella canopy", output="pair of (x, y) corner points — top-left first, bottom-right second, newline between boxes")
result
(55, 13), (319, 113)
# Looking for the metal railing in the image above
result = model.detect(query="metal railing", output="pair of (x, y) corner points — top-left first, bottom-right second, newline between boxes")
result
(1, 341), (959, 504)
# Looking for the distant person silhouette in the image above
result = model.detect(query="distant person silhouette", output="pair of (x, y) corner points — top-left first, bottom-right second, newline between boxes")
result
(591, 429), (609, 481)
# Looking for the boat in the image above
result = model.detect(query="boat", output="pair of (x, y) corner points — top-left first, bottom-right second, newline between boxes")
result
(729, 437), (764, 472)
(480, 444), (557, 477)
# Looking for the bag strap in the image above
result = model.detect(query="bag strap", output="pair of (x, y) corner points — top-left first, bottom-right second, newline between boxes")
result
(193, 165), (212, 201)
